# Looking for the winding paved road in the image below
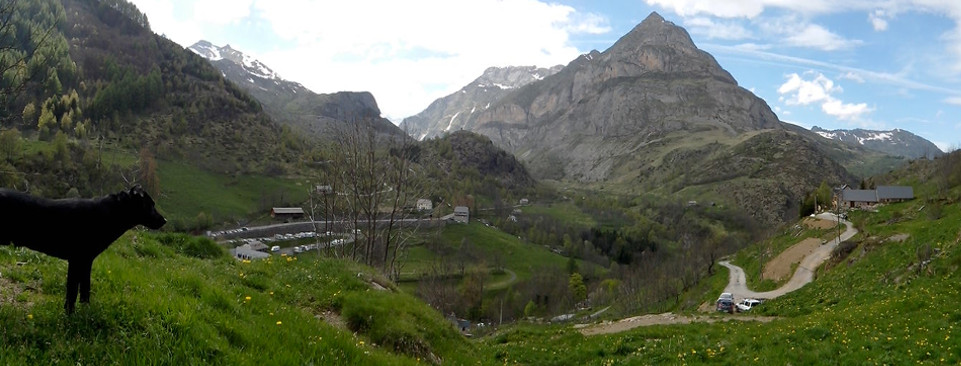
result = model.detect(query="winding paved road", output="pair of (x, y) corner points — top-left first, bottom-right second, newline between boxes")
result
(719, 213), (857, 300)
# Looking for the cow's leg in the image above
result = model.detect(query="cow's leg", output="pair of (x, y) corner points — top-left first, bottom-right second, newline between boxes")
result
(64, 259), (93, 314)
(65, 260), (82, 314)
(78, 258), (93, 303)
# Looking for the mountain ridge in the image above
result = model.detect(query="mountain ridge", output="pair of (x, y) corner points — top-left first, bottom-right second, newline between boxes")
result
(811, 126), (942, 160)
(400, 65), (563, 140)
(189, 40), (402, 139)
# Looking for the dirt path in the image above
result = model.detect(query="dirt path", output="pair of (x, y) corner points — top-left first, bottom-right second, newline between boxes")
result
(487, 268), (518, 289)
(720, 213), (856, 300)
(576, 312), (776, 336)
(763, 238), (821, 281)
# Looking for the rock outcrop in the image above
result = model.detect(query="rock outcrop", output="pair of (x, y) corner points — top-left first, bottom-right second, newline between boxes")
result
(401, 65), (563, 140)
(190, 41), (401, 139)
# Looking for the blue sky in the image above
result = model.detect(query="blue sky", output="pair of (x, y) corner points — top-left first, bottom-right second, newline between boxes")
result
(129, 0), (961, 151)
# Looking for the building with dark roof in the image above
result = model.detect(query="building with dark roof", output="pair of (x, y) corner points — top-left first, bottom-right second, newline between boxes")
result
(271, 207), (305, 221)
(841, 186), (914, 208)
(876, 186), (914, 202)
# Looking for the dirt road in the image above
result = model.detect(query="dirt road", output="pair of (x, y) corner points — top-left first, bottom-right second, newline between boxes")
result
(576, 312), (776, 336)
(720, 213), (856, 300)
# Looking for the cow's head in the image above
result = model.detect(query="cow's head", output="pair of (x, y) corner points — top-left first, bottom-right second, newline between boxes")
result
(121, 185), (167, 230)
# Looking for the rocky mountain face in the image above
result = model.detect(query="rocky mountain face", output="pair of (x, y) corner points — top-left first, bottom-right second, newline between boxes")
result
(456, 12), (781, 182)
(406, 12), (865, 225)
(400, 65), (563, 140)
(189, 41), (401, 138)
(811, 126), (942, 160)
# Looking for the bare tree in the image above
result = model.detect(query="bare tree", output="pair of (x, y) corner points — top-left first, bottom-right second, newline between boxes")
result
(321, 117), (425, 278)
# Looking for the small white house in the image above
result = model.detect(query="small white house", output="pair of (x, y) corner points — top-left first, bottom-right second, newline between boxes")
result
(231, 244), (270, 261)
(416, 199), (433, 211)
(453, 206), (470, 224)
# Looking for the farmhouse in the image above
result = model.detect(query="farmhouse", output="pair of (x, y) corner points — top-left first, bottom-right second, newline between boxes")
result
(841, 186), (914, 208)
(453, 206), (470, 224)
(271, 207), (304, 221)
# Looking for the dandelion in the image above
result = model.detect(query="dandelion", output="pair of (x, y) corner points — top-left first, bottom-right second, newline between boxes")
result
(277, 321), (282, 325)
(245, 296), (251, 302)
(27, 314), (33, 320)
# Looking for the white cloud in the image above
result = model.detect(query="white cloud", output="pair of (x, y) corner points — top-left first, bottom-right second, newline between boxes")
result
(684, 17), (753, 40)
(749, 15), (863, 51)
(778, 72), (837, 105)
(192, 0), (252, 25)
(251, 0), (605, 119)
(733, 42), (772, 51)
(562, 12), (613, 34)
(129, 0), (610, 120)
(644, 0), (844, 19)
(778, 72), (873, 121)
(645, 0), (765, 18)
(869, 9), (889, 31)
(839, 71), (865, 83)
(821, 100), (872, 120)
(649, 0), (961, 74)
(704, 44), (961, 95)
(945, 96), (961, 105)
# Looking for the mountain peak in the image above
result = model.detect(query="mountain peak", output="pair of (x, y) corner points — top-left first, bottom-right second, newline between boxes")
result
(613, 11), (696, 51)
(189, 40), (279, 80)
(642, 11), (665, 24)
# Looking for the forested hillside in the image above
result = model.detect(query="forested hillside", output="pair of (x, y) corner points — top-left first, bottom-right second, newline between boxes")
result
(1, 0), (301, 199)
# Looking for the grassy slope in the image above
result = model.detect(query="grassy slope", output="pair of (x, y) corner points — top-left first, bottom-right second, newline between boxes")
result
(482, 188), (961, 364)
(157, 160), (307, 225)
(0, 233), (475, 365)
(400, 222), (574, 287)
(520, 201), (597, 228)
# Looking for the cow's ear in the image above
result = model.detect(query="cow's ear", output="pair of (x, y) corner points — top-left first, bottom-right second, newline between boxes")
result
(130, 185), (145, 196)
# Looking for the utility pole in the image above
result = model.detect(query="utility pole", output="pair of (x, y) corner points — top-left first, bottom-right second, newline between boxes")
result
(834, 187), (842, 244)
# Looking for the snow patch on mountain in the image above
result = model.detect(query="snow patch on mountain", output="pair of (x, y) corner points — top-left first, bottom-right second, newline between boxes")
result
(445, 112), (460, 132)
(815, 131), (836, 140)
(189, 41), (223, 61)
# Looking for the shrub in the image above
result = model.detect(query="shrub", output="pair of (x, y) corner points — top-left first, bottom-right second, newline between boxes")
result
(831, 241), (858, 264)
(152, 232), (224, 259)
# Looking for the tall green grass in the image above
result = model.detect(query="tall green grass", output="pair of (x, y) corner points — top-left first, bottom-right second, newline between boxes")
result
(0, 231), (475, 365)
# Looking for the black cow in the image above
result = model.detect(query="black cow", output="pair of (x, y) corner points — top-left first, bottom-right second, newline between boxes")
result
(0, 186), (166, 314)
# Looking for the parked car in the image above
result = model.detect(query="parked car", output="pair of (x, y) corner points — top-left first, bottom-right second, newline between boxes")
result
(270, 245), (280, 252)
(718, 292), (734, 302)
(736, 299), (762, 312)
(716, 299), (735, 313)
